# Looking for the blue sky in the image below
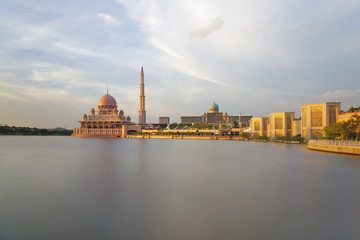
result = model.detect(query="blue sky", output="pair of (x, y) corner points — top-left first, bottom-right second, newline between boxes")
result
(1, 0), (360, 128)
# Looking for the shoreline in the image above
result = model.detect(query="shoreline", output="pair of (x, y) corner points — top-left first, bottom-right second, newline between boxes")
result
(308, 140), (360, 156)
(126, 134), (303, 144)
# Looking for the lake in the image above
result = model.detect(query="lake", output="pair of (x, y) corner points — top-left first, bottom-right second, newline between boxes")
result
(1, 136), (360, 239)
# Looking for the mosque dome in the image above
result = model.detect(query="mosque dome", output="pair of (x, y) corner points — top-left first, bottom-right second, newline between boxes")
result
(209, 101), (219, 112)
(98, 93), (117, 107)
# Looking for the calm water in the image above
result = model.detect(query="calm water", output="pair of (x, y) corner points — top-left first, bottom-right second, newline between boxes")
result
(1, 136), (360, 240)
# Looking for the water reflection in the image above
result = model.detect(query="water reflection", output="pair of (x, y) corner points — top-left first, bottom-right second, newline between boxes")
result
(0, 136), (360, 239)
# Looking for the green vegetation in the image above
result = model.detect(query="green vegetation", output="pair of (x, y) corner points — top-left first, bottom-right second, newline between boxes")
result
(255, 136), (269, 141)
(193, 124), (207, 129)
(0, 126), (73, 136)
(348, 106), (360, 112)
(240, 132), (250, 138)
(323, 115), (360, 140)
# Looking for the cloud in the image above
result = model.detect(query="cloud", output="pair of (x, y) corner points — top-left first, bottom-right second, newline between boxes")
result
(190, 18), (224, 38)
(53, 41), (104, 57)
(289, 20), (308, 32)
(148, 38), (233, 87)
(0, 91), (26, 102)
(0, 80), (97, 107)
(2, 0), (360, 127)
(319, 89), (360, 109)
(97, 13), (121, 25)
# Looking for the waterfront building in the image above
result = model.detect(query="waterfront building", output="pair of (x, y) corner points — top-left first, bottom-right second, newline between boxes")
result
(181, 116), (202, 125)
(251, 112), (301, 139)
(72, 89), (137, 137)
(181, 101), (252, 126)
(268, 112), (296, 139)
(301, 102), (341, 140)
(72, 68), (145, 137)
(250, 117), (269, 137)
(159, 117), (170, 125)
(292, 118), (301, 137)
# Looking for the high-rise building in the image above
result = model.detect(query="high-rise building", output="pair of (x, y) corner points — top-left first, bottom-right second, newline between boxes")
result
(301, 102), (341, 140)
(251, 112), (301, 139)
(250, 117), (269, 137)
(139, 67), (146, 126)
(268, 112), (295, 139)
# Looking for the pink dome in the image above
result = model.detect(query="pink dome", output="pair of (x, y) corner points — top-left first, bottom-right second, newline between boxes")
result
(98, 93), (117, 107)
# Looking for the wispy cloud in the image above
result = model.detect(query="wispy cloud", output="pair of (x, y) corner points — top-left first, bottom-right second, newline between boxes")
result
(97, 13), (121, 25)
(52, 42), (104, 57)
(0, 91), (26, 102)
(319, 89), (360, 101)
(289, 20), (308, 32)
(191, 18), (224, 38)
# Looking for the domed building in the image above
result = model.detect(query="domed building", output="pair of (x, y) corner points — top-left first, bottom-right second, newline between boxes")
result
(180, 101), (252, 127)
(72, 89), (136, 137)
(72, 67), (146, 137)
(209, 101), (219, 113)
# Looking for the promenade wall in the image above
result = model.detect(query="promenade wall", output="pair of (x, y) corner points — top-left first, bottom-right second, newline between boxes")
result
(308, 140), (360, 155)
(127, 135), (247, 140)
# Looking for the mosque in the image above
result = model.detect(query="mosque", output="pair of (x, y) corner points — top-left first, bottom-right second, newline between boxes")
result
(72, 67), (146, 137)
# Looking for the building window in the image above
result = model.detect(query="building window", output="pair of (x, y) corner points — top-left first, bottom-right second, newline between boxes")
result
(302, 108), (307, 128)
(263, 120), (267, 131)
(311, 107), (323, 127)
(329, 105), (337, 125)
(254, 121), (260, 131)
(287, 115), (292, 130)
(275, 116), (282, 130)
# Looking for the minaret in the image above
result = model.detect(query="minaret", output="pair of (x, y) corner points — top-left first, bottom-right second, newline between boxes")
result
(139, 66), (146, 126)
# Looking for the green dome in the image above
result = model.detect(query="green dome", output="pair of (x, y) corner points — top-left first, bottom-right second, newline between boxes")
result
(209, 101), (219, 112)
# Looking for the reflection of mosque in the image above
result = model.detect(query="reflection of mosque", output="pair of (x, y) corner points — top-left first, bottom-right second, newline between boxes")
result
(72, 68), (145, 137)
(181, 101), (252, 126)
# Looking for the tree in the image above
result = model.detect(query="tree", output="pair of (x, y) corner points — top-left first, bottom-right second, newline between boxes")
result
(240, 132), (250, 138)
(348, 106), (360, 112)
(323, 114), (360, 140)
(347, 115), (360, 140)
(324, 122), (351, 140)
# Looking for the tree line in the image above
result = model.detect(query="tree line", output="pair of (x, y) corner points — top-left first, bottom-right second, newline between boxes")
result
(0, 126), (73, 136)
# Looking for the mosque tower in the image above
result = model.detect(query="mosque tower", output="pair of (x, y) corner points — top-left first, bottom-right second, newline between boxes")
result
(139, 66), (146, 126)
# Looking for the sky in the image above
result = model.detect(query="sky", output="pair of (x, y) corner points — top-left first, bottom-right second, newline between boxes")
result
(0, 0), (360, 128)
